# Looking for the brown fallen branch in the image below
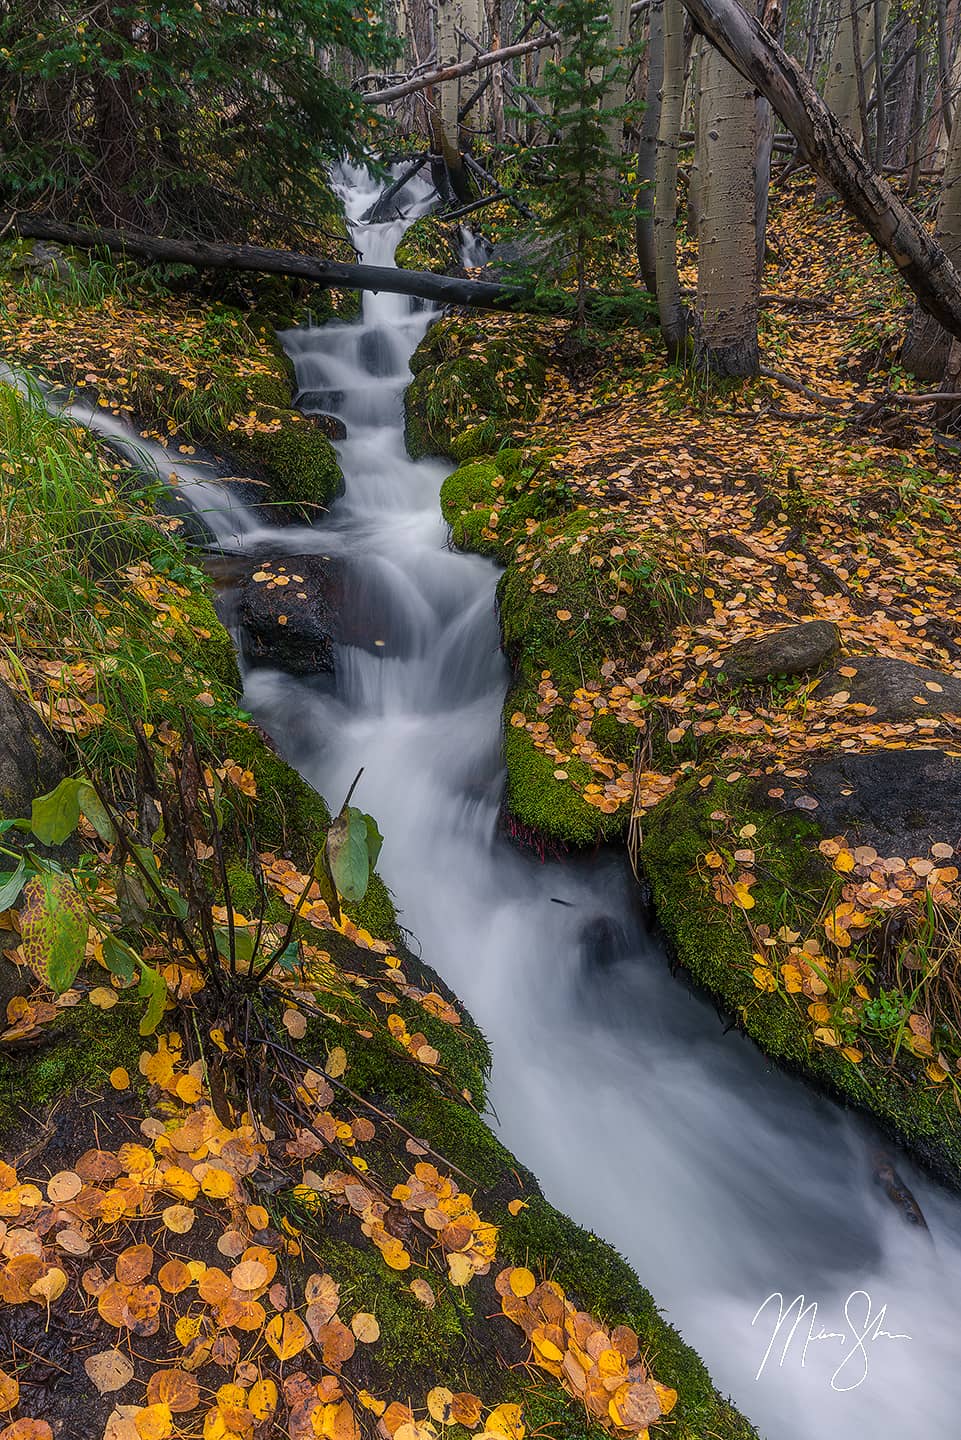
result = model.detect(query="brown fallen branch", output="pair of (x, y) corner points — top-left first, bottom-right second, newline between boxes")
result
(1, 210), (537, 314)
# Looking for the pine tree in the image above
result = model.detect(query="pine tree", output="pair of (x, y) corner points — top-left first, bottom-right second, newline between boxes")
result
(0, 0), (396, 237)
(513, 0), (638, 329)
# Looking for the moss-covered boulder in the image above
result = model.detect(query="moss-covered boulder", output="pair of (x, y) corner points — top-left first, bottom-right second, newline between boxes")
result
(641, 769), (961, 1188)
(405, 314), (549, 460)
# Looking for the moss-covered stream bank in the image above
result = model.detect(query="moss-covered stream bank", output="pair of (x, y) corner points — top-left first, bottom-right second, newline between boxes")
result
(231, 166), (961, 1440)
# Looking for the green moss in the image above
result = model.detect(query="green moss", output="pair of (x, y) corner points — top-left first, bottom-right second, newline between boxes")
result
(405, 316), (548, 461)
(231, 407), (344, 512)
(0, 995), (143, 1134)
(503, 713), (625, 847)
(174, 589), (241, 694)
(394, 215), (458, 274)
(641, 777), (961, 1187)
(228, 728), (332, 865)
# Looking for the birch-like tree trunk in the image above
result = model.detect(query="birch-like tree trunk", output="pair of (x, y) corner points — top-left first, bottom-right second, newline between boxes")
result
(636, 0), (665, 292)
(655, 0), (689, 354)
(695, 44), (759, 376)
(686, 38), (703, 235)
(433, 0), (469, 191)
(602, 0), (636, 184)
(755, 0), (784, 278)
(902, 113), (961, 377)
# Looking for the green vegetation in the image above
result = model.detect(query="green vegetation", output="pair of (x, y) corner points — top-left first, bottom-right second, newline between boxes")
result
(641, 776), (961, 1188)
(0, 0), (395, 237)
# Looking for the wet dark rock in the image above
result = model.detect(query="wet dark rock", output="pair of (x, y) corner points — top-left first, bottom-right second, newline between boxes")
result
(814, 656), (961, 722)
(358, 327), (400, 377)
(0, 680), (69, 824)
(236, 555), (336, 677)
(757, 748), (961, 857)
(721, 619), (841, 683)
(296, 389), (345, 414)
(304, 412), (347, 442)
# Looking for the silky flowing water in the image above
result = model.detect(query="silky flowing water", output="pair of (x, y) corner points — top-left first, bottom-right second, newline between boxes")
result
(24, 164), (961, 1436)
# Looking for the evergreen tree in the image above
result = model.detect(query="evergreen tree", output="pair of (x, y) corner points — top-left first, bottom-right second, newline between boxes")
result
(513, 0), (638, 328)
(0, 0), (396, 237)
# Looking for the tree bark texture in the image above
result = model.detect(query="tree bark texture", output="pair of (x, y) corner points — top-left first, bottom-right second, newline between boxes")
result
(695, 44), (760, 376)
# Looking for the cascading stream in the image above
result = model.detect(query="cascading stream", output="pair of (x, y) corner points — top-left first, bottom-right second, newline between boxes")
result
(23, 164), (959, 1437)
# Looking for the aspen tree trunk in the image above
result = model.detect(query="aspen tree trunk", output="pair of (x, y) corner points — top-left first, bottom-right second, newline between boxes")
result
(655, 0), (689, 355)
(755, 0), (784, 278)
(602, 0), (636, 185)
(636, 0), (665, 291)
(902, 112), (961, 377)
(433, 0), (469, 193)
(695, 44), (759, 376)
(822, 0), (864, 140)
(888, 17), (916, 171)
(686, 38), (704, 235)
(817, 0), (888, 198)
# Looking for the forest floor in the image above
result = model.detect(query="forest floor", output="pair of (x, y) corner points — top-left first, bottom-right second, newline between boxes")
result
(0, 218), (755, 1439)
(404, 172), (961, 1185)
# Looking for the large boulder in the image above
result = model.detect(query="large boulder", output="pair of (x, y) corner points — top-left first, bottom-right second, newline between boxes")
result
(0, 681), (68, 823)
(813, 656), (961, 722)
(720, 619), (841, 683)
(236, 555), (336, 677)
(755, 748), (961, 857)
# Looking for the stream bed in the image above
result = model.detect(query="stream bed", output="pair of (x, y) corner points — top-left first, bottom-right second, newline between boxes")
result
(26, 163), (961, 1437)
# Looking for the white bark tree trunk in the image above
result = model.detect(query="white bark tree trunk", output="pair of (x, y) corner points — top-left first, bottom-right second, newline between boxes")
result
(636, 0), (665, 291)
(695, 44), (760, 376)
(655, 0), (689, 354)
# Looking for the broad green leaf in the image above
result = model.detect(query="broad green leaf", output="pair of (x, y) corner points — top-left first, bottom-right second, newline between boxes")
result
(312, 848), (341, 923)
(275, 941), (301, 974)
(137, 964), (168, 1036)
(160, 885), (189, 921)
(214, 926), (256, 965)
(30, 777), (84, 846)
(325, 806), (370, 903)
(0, 859), (28, 910)
(102, 933), (137, 983)
(77, 782), (117, 843)
(363, 811), (384, 872)
(19, 872), (87, 993)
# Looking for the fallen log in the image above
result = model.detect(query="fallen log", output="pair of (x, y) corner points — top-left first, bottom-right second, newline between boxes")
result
(680, 0), (961, 339)
(1, 211), (534, 312)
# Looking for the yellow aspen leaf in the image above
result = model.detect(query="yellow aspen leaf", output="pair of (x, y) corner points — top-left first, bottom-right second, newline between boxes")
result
(133, 1403), (172, 1440)
(814, 1027), (840, 1047)
(358, 1392), (386, 1416)
(834, 851), (855, 872)
(752, 967), (777, 993)
(427, 1388), (454, 1423)
(507, 1199), (527, 1216)
(264, 1311), (310, 1361)
(509, 1267), (536, 1297)
(926, 1062), (949, 1083)
(46, 1170), (82, 1202)
(248, 1379), (278, 1420)
(350, 1312), (380, 1343)
(199, 1168), (234, 1200)
(447, 1252), (473, 1285)
(842, 1047), (863, 1064)
(781, 963), (803, 993)
(653, 1381), (678, 1415)
(109, 1068), (130, 1090)
(162, 1204), (195, 1234)
(325, 1046), (347, 1078)
(484, 1404), (525, 1440)
(0, 1370), (19, 1412)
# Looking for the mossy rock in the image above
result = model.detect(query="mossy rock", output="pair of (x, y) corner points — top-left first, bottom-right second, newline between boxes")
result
(405, 316), (548, 461)
(174, 588), (242, 694)
(394, 215), (458, 274)
(640, 774), (961, 1188)
(231, 407), (344, 512)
